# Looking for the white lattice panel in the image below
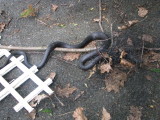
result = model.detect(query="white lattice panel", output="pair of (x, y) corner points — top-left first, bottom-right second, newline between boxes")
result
(0, 49), (54, 113)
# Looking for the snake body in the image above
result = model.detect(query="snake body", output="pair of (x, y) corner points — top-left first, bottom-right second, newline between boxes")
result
(0, 32), (110, 70)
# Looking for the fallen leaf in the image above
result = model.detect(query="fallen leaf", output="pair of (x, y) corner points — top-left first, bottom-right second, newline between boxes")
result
(93, 18), (100, 22)
(56, 84), (77, 98)
(51, 4), (58, 11)
(39, 108), (53, 116)
(127, 106), (142, 120)
(63, 53), (80, 61)
(46, 72), (56, 80)
(143, 51), (160, 68)
(88, 66), (96, 78)
(150, 68), (160, 73)
(73, 107), (88, 120)
(20, 4), (36, 18)
(120, 58), (135, 68)
(27, 109), (36, 120)
(101, 107), (111, 120)
(142, 34), (153, 43)
(0, 23), (6, 32)
(127, 38), (133, 46)
(138, 7), (148, 17)
(145, 75), (152, 80)
(85, 41), (97, 48)
(30, 94), (49, 107)
(105, 68), (127, 93)
(118, 20), (139, 30)
(99, 63), (112, 73)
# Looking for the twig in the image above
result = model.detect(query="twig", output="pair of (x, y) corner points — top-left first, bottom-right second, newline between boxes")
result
(141, 39), (144, 60)
(34, 0), (42, 6)
(144, 47), (160, 51)
(54, 93), (65, 106)
(0, 45), (97, 52)
(98, 0), (104, 32)
(110, 23), (113, 47)
(56, 111), (73, 117)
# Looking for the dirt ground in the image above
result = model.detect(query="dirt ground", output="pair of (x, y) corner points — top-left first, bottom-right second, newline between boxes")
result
(0, 0), (160, 120)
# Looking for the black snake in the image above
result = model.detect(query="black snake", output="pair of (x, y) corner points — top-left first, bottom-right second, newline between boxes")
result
(0, 32), (111, 70)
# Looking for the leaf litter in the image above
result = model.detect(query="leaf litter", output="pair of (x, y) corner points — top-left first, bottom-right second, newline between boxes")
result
(20, 4), (37, 18)
(73, 107), (88, 120)
(63, 53), (80, 61)
(104, 68), (127, 93)
(0, 23), (6, 32)
(127, 106), (142, 120)
(118, 20), (139, 30)
(56, 84), (77, 98)
(142, 34), (154, 43)
(101, 107), (111, 120)
(138, 7), (148, 17)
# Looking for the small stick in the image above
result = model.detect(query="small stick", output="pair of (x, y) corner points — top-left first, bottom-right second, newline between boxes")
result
(57, 111), (73, 117)
(54, 93), (65, 106)
(98, 0), (104, 32)
(110, 23), (114, 47)
(0, 45), (97, 52)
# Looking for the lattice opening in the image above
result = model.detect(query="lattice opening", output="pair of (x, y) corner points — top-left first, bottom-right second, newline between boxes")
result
(17, 78), (38, 98)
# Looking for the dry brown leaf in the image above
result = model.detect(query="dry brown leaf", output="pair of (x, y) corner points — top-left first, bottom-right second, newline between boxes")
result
(51, 4), (58, 11)
(63, 53), (80, 61)
(99, 63), (112, 73)
(105, 68), (127, 93)
(93, 18), (100, 22)
(120, 58), (135, 68)
(56, 84), (77, 98)
(138, 7), (148, 17)
(30, 94), (49, 107)
(85, 41), (97, 48)
(142, 34), (153, 43)
(27, 109), (36, 120)
(101, 107), (111, 120)
(118, 20), (139, 30)
(73, 107), (88, 120)
(127, 38), (133, 46)
(127, 106), (142, 120)
(145, 75), (152, 80)
(0, 23), (6, 32)
(143, 51), (160, 68)
(46, 72), (56, 80)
